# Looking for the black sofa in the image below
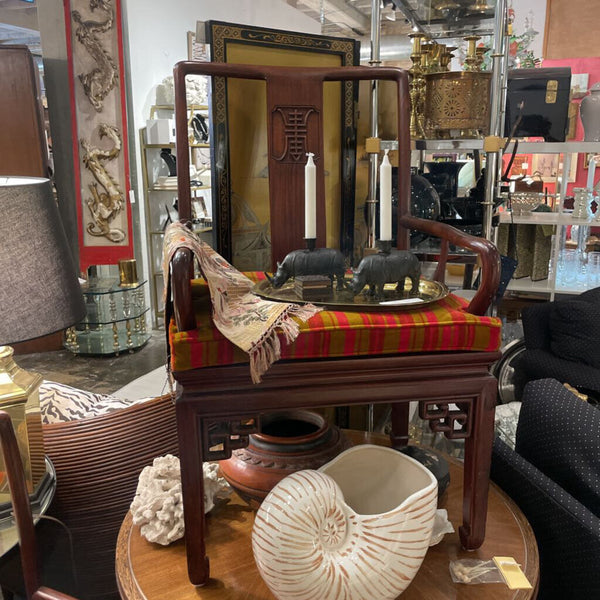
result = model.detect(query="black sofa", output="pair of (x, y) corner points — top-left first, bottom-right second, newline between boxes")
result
(491, 378), (600, 599)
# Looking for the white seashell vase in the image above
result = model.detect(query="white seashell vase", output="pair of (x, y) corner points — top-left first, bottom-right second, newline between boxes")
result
(252, 444), (438, 600)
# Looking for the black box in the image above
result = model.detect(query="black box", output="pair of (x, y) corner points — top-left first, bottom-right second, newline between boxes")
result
(505, 67), (571, 142)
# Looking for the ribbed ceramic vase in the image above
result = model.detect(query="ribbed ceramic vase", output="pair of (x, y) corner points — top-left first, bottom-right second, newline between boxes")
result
(580, 82), (600, 142)
(252, 445), (438, 600)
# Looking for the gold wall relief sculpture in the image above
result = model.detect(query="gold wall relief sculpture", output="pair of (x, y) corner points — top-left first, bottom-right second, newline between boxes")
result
(67, 0), (132, 267)
(81, 123), (125, 243)
(72, 0), (118, 112)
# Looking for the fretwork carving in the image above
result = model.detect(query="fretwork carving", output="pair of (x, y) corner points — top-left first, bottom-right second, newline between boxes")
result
(419, 399), (473, 439)
(202, 415), (261, 460)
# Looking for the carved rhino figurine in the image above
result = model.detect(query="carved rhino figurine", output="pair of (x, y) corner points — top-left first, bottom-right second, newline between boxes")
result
(266, 248), (346, 290)
(350, 250), (421, 299)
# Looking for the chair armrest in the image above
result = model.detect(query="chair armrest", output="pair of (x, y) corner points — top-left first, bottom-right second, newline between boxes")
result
(521, 302), (553, 349)
(399, 215), (500, 315)
(492, 437), (600, 599)
(170, 247), (196, 332)
(33, 587), (79, 600)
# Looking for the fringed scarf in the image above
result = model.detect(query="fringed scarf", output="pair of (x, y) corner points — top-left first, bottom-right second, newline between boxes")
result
(163, 222), (322, 383)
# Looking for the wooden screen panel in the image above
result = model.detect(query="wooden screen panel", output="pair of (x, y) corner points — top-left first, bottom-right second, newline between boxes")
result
(207, 21), (359, 269)
(544, 0), (600, 59)
(226, 44), (342, 269)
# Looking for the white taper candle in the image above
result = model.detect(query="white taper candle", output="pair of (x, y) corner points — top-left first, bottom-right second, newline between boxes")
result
(380, 149), (392, 241)
(304, 152), (317, 239)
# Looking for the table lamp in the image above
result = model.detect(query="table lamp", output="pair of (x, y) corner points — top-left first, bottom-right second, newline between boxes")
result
(0, 177), (86, 503)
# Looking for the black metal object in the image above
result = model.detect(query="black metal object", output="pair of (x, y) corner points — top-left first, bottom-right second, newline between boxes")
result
(505, 67), (572, 143)
(350, 248), (421, 299)
(265, 245), (346, 291)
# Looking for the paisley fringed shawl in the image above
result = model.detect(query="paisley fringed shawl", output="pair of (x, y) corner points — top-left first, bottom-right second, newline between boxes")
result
(163, 222), (322, 383)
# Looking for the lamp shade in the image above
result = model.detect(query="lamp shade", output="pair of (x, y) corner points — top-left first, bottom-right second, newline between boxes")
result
(0, 177), (86, 344)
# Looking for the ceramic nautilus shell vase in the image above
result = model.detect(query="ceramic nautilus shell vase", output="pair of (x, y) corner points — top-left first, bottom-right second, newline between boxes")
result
(252, 445), (438, 600)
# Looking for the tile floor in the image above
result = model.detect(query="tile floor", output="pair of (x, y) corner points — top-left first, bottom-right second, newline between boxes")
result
(15, 330), (168, 395)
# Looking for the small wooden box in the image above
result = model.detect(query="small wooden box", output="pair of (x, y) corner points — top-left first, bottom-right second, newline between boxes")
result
(294, 275), (333, 301)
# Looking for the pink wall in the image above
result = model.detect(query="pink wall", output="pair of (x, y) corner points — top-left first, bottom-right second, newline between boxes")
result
(543, 57), (600, 195)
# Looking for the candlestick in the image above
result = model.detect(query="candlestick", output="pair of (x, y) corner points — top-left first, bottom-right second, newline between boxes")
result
(379, 149), (392, 242)
(304, 152), (316, 239)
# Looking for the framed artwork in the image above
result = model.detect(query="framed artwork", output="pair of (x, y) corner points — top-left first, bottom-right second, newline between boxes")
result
(531, 153), (577, 182)
(206, 20), (359, 269)
(502, 154), (530, 179)
(584, 153), (600, 169)
(187, 31), (210, 62)
(64, 0), (133, 271)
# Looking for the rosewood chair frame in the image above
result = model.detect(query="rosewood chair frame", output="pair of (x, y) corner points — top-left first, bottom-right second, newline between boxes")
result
(169, 61), (501, 586)
(0, 411), (78, 600)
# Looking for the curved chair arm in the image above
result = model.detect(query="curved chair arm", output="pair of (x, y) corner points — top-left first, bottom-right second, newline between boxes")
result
(399, 215), (500, 316)
(33, 588), (79, 600)
(169, 219), (501, 331)
(170, 247), (196, 332)
(0, 412), (79, 600)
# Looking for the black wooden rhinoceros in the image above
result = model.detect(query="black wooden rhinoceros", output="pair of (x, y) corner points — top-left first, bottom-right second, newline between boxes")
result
(350, 250), (421, 299)
(266, 248), (346, 290)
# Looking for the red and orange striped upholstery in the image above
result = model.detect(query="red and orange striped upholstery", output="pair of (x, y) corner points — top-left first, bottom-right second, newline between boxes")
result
(169, 273), (502, 373)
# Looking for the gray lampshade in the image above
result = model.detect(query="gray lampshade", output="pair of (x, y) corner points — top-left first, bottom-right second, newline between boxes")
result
(0, 177), (86, 345)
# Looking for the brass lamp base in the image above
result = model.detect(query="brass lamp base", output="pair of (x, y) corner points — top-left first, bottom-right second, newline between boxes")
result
(0, 346), (45, 501)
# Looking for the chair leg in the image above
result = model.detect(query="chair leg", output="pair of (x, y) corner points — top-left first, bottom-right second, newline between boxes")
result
(459, 377), (497, 550)
(177, 400), (210, 586)
(390, 402), (410, 448)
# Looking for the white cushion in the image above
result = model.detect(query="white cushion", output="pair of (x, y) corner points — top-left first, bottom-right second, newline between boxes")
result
(40, 380), (152, 425)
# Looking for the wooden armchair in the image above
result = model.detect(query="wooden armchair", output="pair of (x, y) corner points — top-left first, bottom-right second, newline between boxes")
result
(0, 411), (78, 600)
(168, 62), (502, 586)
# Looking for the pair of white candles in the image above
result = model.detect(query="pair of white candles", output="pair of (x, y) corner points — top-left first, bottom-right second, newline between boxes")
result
(304, 150), (393, 241)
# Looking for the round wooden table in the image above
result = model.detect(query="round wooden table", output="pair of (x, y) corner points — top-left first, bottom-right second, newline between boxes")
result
(116, 432), (539, 599)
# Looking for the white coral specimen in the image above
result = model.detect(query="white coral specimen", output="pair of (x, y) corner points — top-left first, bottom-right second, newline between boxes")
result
(130, 455), (230, 545)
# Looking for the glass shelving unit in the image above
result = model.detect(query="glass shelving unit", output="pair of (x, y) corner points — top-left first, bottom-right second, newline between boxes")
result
(65, 278), (151, 355)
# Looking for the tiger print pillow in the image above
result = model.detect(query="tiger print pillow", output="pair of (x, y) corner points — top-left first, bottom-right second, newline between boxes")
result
(40, 381), (151, 425)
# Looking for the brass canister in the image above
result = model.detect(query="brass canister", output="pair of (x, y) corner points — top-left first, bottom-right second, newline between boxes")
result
(118, 258), (138, 286)
(424, 71), (491, 139)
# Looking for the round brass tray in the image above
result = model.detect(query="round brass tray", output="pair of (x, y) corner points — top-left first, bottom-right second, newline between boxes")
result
(253, 277), (450, 311)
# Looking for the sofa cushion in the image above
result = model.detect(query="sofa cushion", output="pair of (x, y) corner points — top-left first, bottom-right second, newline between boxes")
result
(169, 273), (502, 373)
(39, 381), (150, 425)
(516, 379), (600, 519)
(550, 298), (600, 369)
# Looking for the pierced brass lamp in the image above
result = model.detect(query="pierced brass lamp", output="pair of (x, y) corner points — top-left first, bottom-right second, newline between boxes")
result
(0, 177), (85, 503)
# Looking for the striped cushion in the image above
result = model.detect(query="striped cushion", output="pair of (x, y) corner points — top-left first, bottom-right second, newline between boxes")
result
(169, 273), (501, 373)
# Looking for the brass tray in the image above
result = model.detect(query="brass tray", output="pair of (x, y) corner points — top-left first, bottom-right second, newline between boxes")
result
(253, 278), (450, 311)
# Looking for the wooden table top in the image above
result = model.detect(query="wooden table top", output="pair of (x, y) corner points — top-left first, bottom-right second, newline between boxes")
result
(116, 432), (538, 600)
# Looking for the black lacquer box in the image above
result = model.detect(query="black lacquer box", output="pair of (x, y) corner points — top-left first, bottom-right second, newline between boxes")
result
(505, 67), (572, 142)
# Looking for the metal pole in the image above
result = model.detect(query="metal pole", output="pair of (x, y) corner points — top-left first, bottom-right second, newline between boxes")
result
(483, 0), (508, 241)
(366, 0), (382, 251)
(366, 0), (381, 433)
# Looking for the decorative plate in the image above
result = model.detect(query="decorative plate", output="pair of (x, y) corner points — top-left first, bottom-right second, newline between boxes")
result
(253, 277), (450, 311)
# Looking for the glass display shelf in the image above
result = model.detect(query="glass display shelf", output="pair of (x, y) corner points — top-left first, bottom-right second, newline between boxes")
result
(65, 278), (151, 355)
(80, 277), (146, 295)
(395, 0), (496, 39)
